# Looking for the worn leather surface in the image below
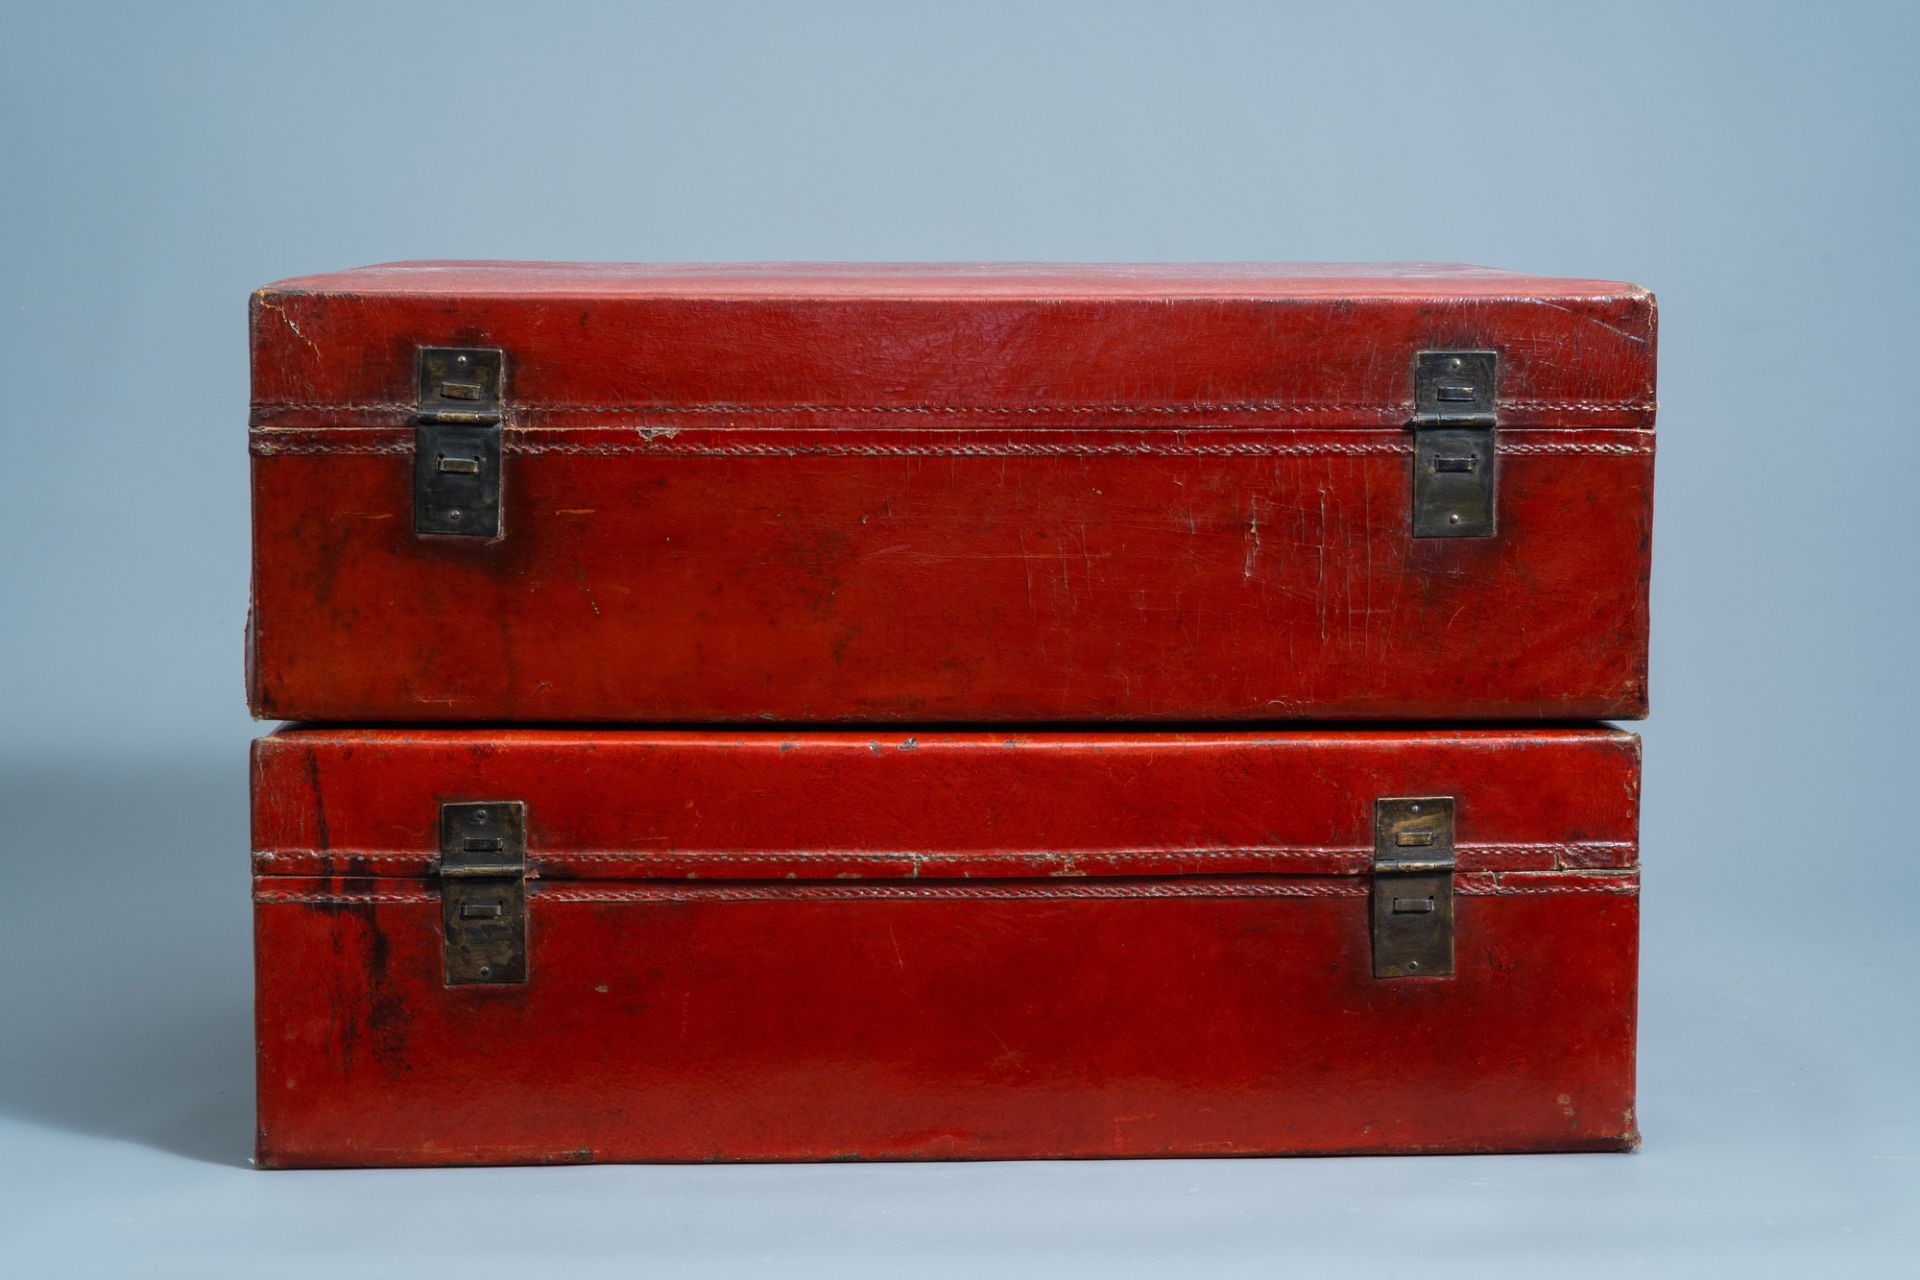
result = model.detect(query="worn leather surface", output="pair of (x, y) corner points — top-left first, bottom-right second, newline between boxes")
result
(247, 262), (1656, 723)
(253, 726), (1641, 1166)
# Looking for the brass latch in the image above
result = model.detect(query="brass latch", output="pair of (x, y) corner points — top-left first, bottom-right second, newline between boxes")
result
(414, 347), (505, 537)
(439, 800), (528, 985)
(1410, 351), (1497, 537)
(1372, 796), (1456, 978)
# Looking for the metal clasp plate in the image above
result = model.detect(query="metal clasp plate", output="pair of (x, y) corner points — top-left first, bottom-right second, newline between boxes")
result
(1410, 351), (1497, 538)
(440, 800), (528, 985)
(414, 347), (505, 537)
(1372, 796), (1456, 978)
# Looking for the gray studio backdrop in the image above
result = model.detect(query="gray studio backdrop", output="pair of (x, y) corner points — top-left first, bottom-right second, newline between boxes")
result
(1, 2), (1914, 1275)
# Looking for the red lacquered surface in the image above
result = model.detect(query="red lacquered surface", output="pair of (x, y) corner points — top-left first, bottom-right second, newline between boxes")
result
(253, 727), (1641, 1167)
(247, 262), (1656, 723)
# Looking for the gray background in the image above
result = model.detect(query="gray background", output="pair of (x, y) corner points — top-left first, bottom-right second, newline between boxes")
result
(2, 1), (1914, 1274)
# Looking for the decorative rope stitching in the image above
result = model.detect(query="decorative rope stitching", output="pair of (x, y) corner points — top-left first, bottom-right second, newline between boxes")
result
(257, 840), (1633, 865)
(256, 849), (1365, 869)
(539, 882), (1369, 902)
(254, 877), (1635, 906)
(256, 891), (436, 905)
(250, 883), (1363, 905)
(528, 441), (1420, 459)
(549, 847), (1362, 863)
(252, 441), (409, 455)
(1489, 881), (1639, 895)
(250, 439), (1651, 459)
(254, 850), (436, 861)
(252, 399), (1655, 416)
(1474, 842), (1637, 856)
(249, 440), (1411, 458)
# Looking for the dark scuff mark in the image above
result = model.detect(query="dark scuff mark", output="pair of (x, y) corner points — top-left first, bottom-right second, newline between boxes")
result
(294, 508), (349, 610)
(324, 893), (362, 1074)
(829, 624), (861, 665)
(310, 882), (414, 1079)
(305, 747), (330, 851)
(361, 908), (413, 1073)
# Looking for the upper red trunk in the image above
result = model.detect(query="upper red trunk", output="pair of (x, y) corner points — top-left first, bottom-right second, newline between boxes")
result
(248, 262), (1655, 724)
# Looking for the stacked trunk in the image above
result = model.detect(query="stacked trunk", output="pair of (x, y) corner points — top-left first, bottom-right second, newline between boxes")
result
(247, 262), (1655, 1166)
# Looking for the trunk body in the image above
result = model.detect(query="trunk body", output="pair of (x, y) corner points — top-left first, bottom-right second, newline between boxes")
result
(248, 262), (1656, 724)
(252, 726), (1641, 1168)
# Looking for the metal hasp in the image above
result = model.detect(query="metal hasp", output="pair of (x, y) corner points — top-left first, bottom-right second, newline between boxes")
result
(439, 801), (529, 985)
(1410, 350), (1498, 537)
(1372, 796), (1456, 978)
(414, 347), (505, 537)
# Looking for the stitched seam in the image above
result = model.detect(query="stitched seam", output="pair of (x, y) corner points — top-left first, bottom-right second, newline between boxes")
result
(253, 840), (1635, 862)
(250, 440), (1653, 459)
(537, 884), (1366, 901)
(253, 848), (1349, 860)
(251, 399), (1657, 415)
(254, 884), (1366, 904)
(256, 892), (437, 904)
(253, 879), (1635, 905)
(1486, 883), (1639, 894)
(250, 441), (1411, 457)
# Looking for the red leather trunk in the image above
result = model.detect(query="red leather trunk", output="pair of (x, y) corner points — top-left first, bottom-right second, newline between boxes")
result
(247, 262), (1656, 724)
(251, 725), (1641, 1167)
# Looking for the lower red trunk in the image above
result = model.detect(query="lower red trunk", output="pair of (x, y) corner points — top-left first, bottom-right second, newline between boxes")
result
(252, 727), (1640, 1167)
